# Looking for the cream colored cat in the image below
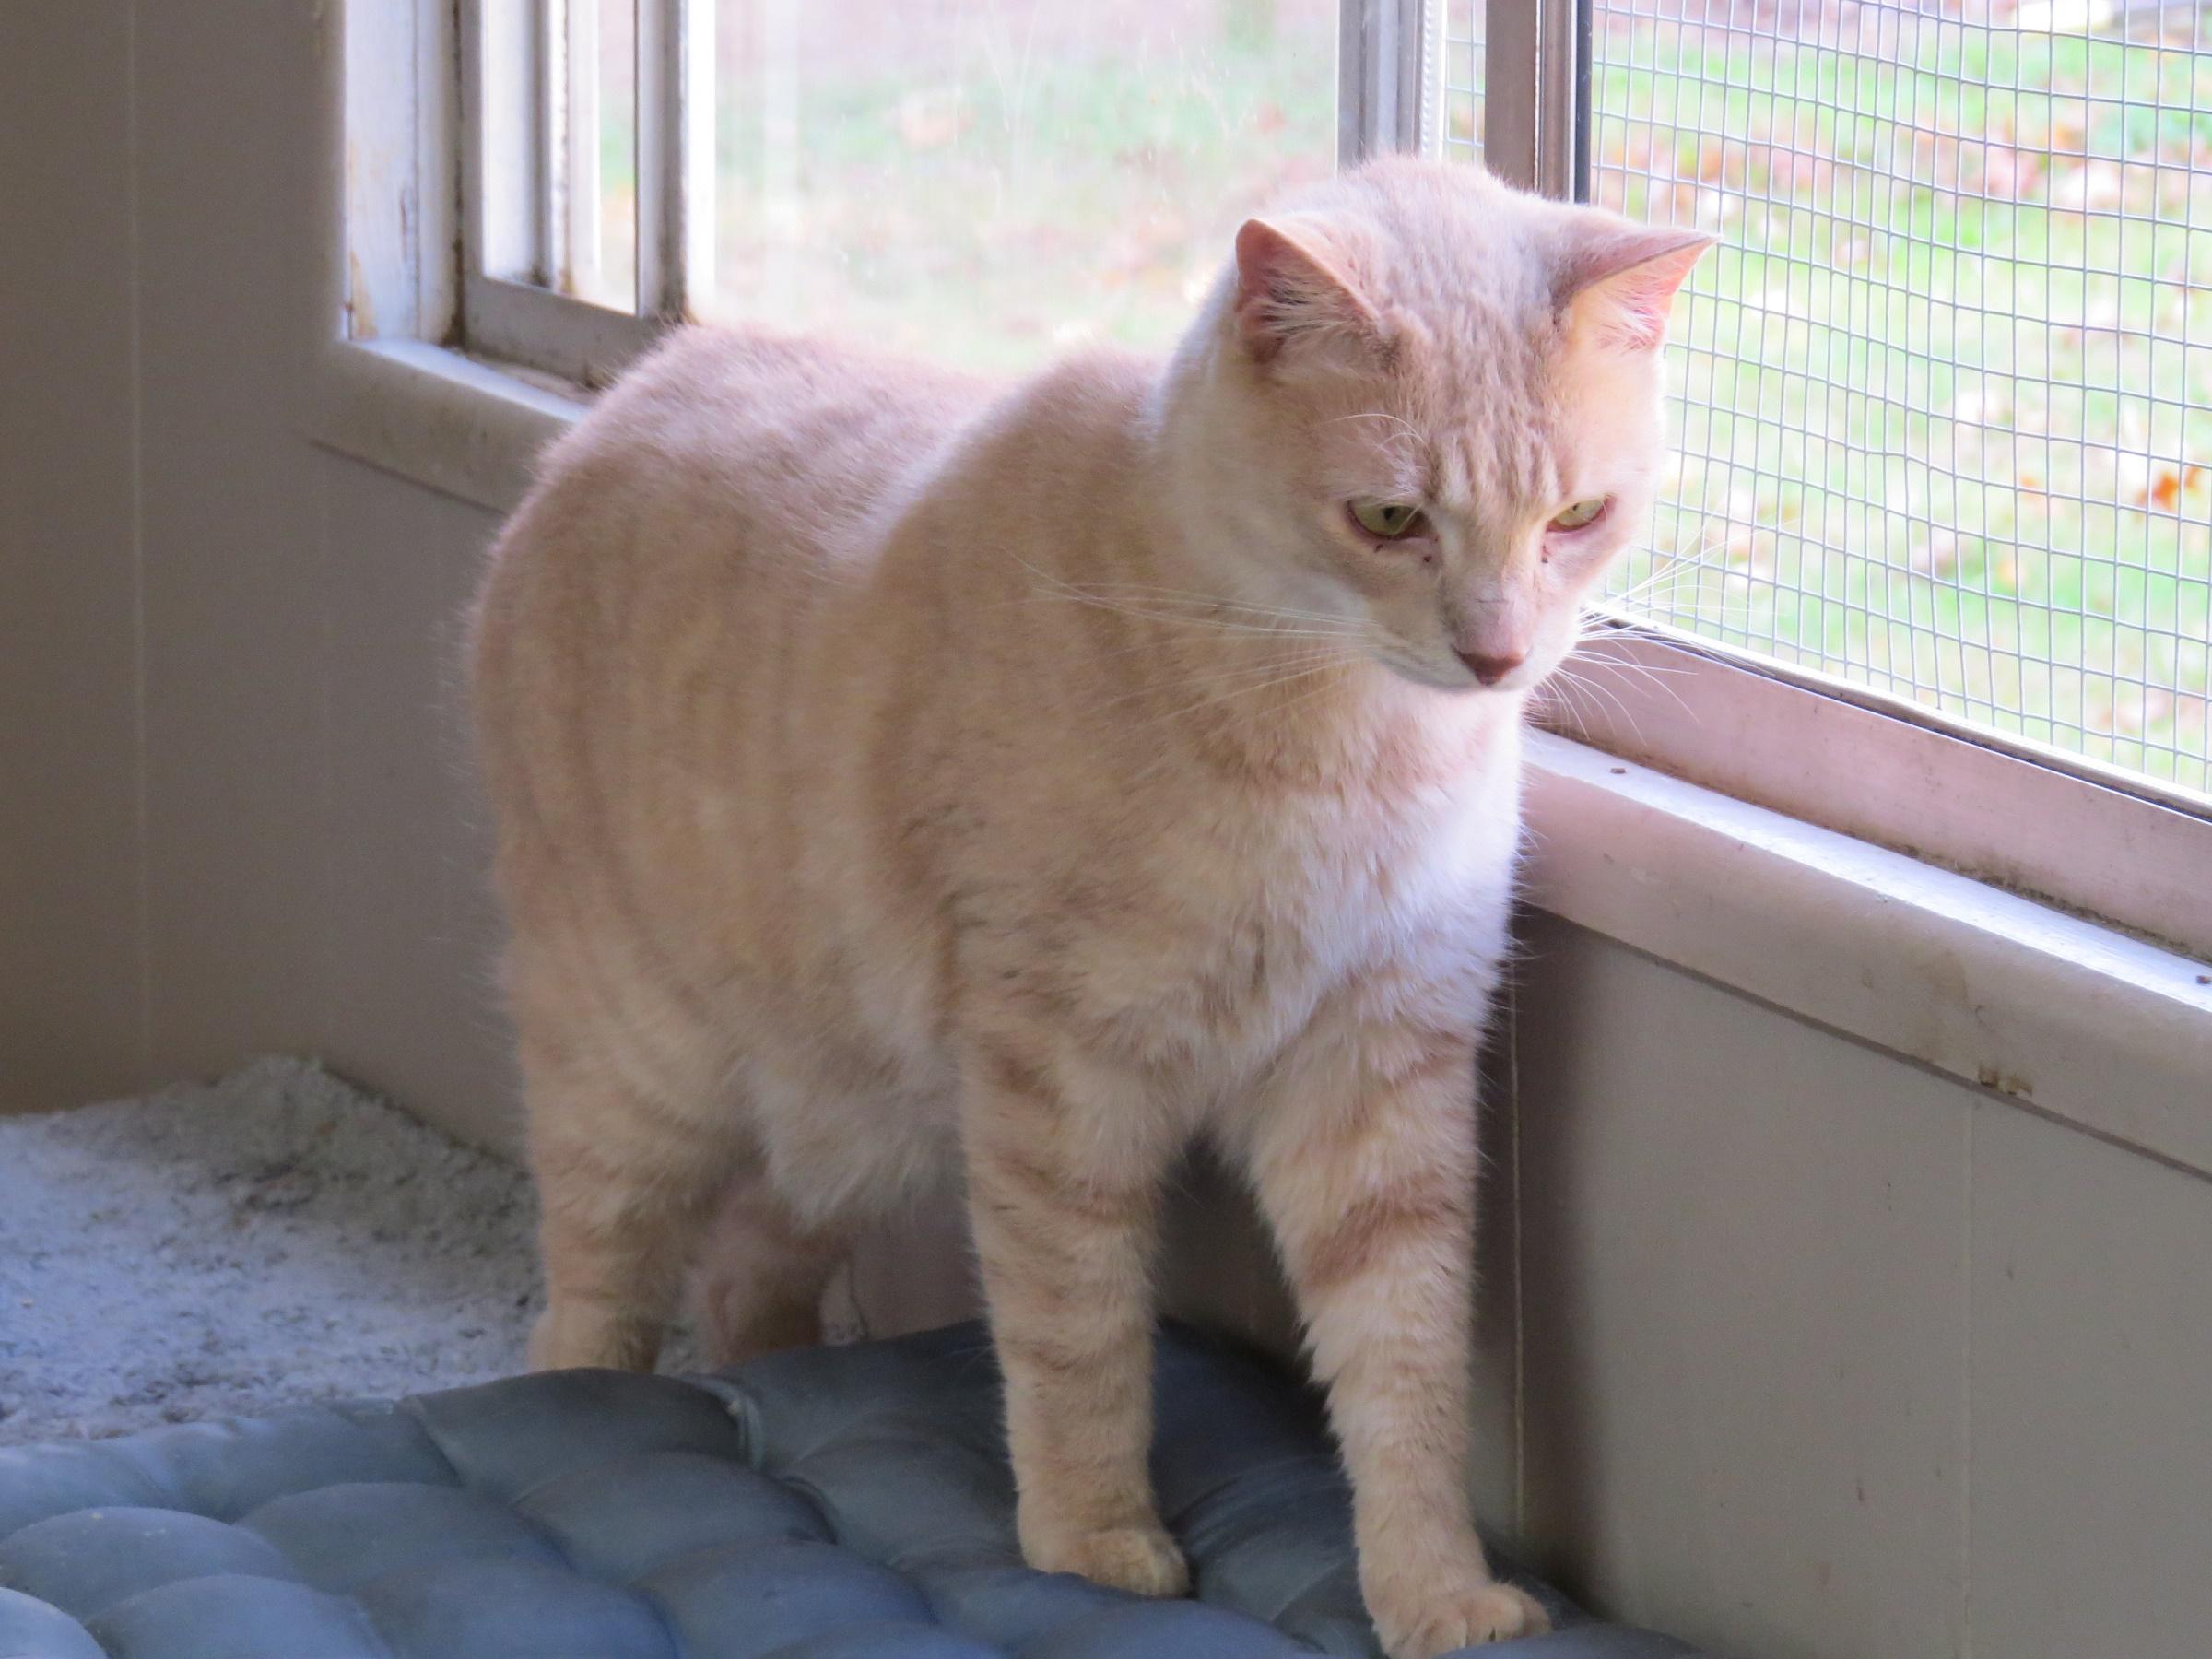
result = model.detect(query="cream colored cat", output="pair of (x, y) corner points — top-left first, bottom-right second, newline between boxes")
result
(471, 156), (1708, 1656)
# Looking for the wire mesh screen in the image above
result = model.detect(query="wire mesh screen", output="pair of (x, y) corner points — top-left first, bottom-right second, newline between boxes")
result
(1583, 0), (2212, 801)
(1443, 2), (1487, 163)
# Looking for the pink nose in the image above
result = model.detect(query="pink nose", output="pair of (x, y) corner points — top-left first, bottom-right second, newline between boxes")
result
(1456, 649), (1527, 687)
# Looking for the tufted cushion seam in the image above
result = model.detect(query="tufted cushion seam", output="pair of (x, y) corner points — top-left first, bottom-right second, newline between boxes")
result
(351, 1555), (679, 1659)
(453, 1479), (619, 1622)
(508, 1454), (648, 1525)
(388, 1398), (472, 1489)
(759, 1472), (859, 1549)
(721, 1394), (924, 1476)
(0, 1499), (195, 1548)
(86, 1571), (399, 1659)
(1159, 1452), (1343, 1527)
(1253, 1559), (1354, 1634)
(886, 1542), (1023, 1579)
(349, 1477), (585, 1583)
(620, 1574), (691, 1659)
(603, 1518), (840, 1588)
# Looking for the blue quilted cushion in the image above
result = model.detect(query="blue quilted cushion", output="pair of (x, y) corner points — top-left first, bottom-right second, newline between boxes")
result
(0, 1322), (1703, 1658)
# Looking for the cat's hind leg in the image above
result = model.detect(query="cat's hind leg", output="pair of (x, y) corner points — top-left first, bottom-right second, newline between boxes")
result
(690, 1171), (853, 1367)
(519, 1000), (742, 1373)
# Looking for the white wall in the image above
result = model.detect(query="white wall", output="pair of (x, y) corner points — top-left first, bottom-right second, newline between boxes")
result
(0, 0), (511, 1128)
(2, 7), (2205, 1658)
(1512, 918), (2212, 1659)
(2, 0), (143, 1106)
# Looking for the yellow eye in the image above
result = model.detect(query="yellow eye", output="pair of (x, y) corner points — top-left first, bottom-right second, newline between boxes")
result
(1549, 497), (1608, 532)
(1349, 500), (1428, 540)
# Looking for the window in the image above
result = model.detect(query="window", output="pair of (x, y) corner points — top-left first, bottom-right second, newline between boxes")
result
(702, 1), (1339, 371)
(1583, 1), (2212, 807)
(347, 0), (2210, 957)
(1474, 0), (2210, 958)
(1440, 2), (1488, 170)
(456, 0), (714, 384)
(453, 0), (1347, 381)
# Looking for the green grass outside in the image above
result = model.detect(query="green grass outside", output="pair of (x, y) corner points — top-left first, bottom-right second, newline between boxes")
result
(703, 22), (1337, 371)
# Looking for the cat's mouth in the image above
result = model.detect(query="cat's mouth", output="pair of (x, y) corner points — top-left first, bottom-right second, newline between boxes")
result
(1453, 648), (1528, 690)
(1365, 646), (1532, 697)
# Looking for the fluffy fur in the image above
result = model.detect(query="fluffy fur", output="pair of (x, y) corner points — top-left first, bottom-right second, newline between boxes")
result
(470, 157), (1708, 1656)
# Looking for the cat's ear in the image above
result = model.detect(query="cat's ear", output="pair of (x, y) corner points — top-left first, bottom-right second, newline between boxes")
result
(1232, 217), (1382, 365)
(1556, 220), (1716, 352)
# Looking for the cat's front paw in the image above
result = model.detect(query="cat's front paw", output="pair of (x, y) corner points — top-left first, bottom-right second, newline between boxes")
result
(1024, 1519), (1191, 1598)
(1371, 1575), (1549, 1656)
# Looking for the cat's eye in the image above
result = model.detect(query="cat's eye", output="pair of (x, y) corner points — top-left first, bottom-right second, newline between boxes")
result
(1349, 500), (1429, 540)
(1548, 497), (1609, 532)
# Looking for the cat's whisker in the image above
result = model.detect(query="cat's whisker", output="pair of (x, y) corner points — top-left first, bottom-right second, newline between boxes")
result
(1090, 648), (1354, 716)
(1604, 582), (1736, 616)
(1533, 683), (1574, 740)
(1008, 586), (1366, 641)
(1004, 580), (1360, 636)
(1030, 580), (1354, 627)
(1575, 670), (1650, 746)
(1123, 656), (1359, 786)
(1600, 602), (1753, 629)
(1544, 665), (1647, 747)
(1571, 653), (1695, 722)
(1063, 596), (1353, 628)
(1124, 651), (1359, 741)
(1602, 563), (1744, 605)
(1321, 411), (1424, 464)
(1557, 619), (1689, 716)
(776, 558), (865, 590)
(1035, 606), (1357, 641)
(1610, 579), (1743, 619)
(1084, 631), (1352, 670)
(1602, 550), (1738, 609)
(1572, 644), (1694, 679)
(1088, 613), (1360, 640)
(1532, 675), (1597, 744)
(1555, 683), (1605, 746)
(1589, 566), (1759, 624)
(1324, 410), (1419, 437)
(1197, 672), (1364, 762)
(1571, 627), (1701, 678)
(1208, 641), (1394, 734)
(1605, 518), (1743, 576)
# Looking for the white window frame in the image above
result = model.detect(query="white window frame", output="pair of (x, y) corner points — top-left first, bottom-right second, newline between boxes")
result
(454, 0), (714, 386)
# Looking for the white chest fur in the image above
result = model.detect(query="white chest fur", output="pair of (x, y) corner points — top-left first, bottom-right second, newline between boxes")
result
(1071, 734), (1526, 1092)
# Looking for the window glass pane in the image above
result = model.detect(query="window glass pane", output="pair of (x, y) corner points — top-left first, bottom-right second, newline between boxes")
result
(547, 0), (639, 309)
(1580, 2), (2212, 803)
(707, 0), (1338, 373)
(591, 0), (640, 309)
(1442, 0), (1485, 165)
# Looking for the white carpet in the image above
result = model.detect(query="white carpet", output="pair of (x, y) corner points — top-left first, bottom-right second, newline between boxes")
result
(0, 1058), (546, 1445)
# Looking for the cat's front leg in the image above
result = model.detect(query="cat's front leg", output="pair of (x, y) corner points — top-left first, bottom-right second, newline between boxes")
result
(959, 1032), (1190, 1598)
(1245, 1026), (1548, 1657)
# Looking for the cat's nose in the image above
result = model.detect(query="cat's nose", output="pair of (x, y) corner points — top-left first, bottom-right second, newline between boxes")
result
(1455, 648), (1527, 687)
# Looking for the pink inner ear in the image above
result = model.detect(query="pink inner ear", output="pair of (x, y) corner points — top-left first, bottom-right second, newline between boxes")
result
(1233, 217), (1376, 361)
(1560, 224), (1716, 351)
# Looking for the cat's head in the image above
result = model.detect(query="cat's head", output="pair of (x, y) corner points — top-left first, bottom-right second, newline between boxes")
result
(1169, 157), (1713, 695)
